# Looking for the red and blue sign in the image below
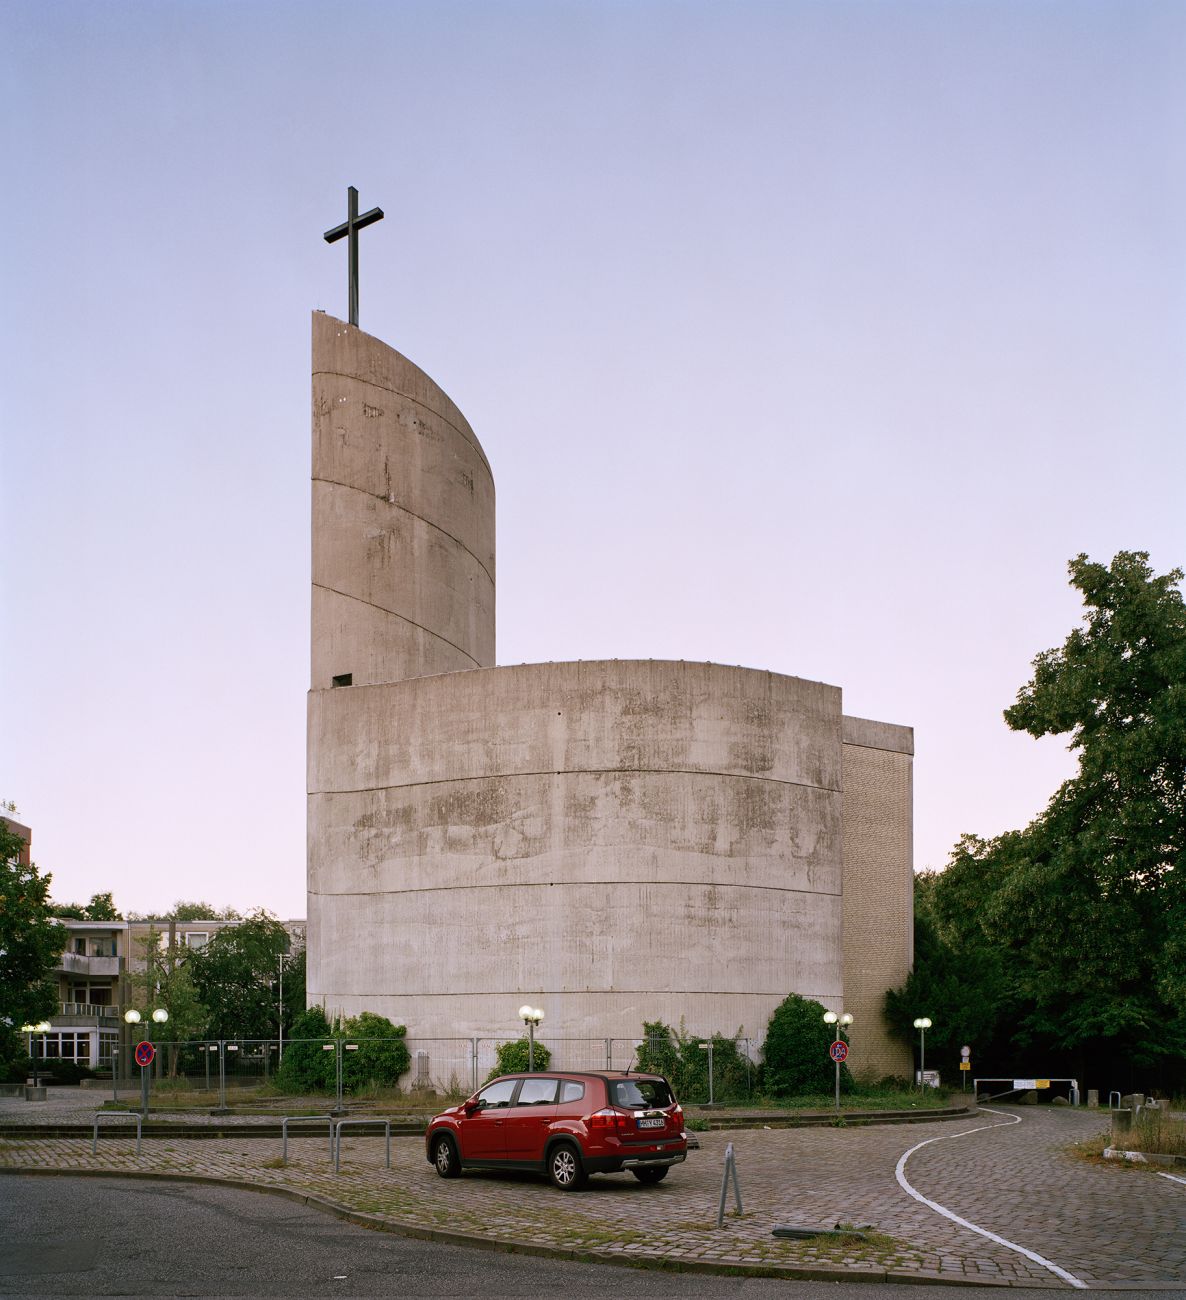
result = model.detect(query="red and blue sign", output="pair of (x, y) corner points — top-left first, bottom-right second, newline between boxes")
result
(134, 1041), (156, 1067)
(829, 1040), (848, 1063)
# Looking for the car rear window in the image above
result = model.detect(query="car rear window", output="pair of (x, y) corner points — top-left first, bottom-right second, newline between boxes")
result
(610, 1078), (674, 1109)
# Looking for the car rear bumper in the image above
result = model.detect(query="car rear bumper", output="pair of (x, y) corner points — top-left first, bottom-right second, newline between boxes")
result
(583, 1149), (687, 1174)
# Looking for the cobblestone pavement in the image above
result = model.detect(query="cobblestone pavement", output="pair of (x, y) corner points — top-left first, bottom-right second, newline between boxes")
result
(2, 1103), (1183, 1287)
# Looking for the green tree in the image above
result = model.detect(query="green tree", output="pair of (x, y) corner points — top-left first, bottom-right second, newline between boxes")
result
(128, 901), (242, 922)
(187, 912), (293, 1040)
(0, 816), (59, 1071)
(128, 925), (210, 1072)
(884, 872), (1013, 1080)
(903, 552), (1186, 1090)
(52, 891), (122, 920)
(761, 993), (852, 1097)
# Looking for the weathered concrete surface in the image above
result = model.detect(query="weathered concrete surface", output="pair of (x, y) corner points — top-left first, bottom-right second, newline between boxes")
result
(841, 717), (914, 1077)
(311, 312), (494, 689)
(308, 660), (845, 1039)
(307, 313), (914, 1055)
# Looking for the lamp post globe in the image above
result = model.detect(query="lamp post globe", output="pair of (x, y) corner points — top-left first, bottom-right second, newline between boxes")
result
(912, 1017), (933, 1085)
(519, 1006), (544, 1071)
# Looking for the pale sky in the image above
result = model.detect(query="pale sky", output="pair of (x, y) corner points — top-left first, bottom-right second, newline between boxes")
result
(3, 1), (1183, 920)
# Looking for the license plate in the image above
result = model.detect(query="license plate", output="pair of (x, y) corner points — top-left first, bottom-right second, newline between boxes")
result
(637, 1117), (665, 1129)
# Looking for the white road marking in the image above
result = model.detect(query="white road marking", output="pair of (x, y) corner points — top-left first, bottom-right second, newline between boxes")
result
(894, 1106), (1087, 1289)
(1158, 1172), (1186, 1186)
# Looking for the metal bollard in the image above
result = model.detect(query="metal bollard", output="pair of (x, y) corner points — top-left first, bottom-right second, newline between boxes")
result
(712, 1144), (738, 1222)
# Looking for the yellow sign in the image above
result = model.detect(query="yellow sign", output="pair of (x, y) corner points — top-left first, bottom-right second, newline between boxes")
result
(1036, 1079), (1050, 1089)
(959, 1062), (970, 1071)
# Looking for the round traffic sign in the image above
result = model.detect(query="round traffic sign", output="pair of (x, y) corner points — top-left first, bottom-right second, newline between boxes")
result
(829, 1039), (848, 1063)
(134, 1041), (156, 1067)
(960, 1045), (971, 1059)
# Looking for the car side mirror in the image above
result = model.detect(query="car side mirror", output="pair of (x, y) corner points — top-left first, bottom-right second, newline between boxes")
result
(463, 1099), (482, 1115)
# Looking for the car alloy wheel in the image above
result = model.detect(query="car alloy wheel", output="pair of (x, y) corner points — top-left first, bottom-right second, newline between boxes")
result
(548, 1142), (587, 1190)
(433, 1135), (460, 1178)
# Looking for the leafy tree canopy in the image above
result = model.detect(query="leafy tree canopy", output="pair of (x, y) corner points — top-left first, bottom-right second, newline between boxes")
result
(128, 900), (242, 922)
(52, 892), (122, 920)
(0, 814), (59, 1067)
(186, 912), (293, 1040)
(889, 552), (1186, 1088)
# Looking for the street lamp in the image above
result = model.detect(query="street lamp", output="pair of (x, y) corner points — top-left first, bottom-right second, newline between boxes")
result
(20, 1021), (51, 1091)
(913, 1017), (932, 1086)
(125, 1007), (168, 1115)
(823, 1011), (853, 1111)
(518, 1005), (544, 1071)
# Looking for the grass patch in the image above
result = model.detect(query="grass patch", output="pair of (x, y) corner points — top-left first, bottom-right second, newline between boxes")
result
(1123, 1110), (1186, 1156)
(260, 1156), (287, 1169)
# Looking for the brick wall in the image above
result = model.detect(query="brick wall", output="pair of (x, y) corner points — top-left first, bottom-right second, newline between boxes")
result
(841, 718), (914, 1080)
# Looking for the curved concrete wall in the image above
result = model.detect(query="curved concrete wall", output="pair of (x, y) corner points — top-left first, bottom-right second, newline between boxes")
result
(307, 659), (844, 1040)
(311, 312), (495, 688)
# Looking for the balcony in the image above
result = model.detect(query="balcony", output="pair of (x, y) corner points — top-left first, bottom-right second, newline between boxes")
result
(56, 1003), (121, 1025)
(57, 952), (121, 977)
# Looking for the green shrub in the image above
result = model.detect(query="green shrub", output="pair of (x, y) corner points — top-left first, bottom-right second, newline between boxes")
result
(341, 1011), (410, 1091)
(276, 1008), (412, 1094)
(486, 1036), (551, 1081)
(762, 993), (853, 1097)
(636, 1020), (754, 1103)
(275, 1007), (335, 1092)
(42, 1060), (96, 1085)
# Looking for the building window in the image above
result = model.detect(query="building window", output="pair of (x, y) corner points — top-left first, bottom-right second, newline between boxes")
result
(184, 932), (209, 950)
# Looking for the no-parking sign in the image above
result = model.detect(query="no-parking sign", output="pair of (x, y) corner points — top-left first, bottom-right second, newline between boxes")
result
(134, 1041), (156, 1067)
(829, 1040), (848, 1063)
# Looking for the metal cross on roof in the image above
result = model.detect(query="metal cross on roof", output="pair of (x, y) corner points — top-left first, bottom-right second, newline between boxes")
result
(323, 186), (384, 328)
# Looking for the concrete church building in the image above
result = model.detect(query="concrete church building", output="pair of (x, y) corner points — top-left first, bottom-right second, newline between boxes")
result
(307, 311), (914, 1077)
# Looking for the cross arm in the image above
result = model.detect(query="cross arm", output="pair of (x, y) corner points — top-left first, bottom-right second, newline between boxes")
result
(323, 207), (385, 243)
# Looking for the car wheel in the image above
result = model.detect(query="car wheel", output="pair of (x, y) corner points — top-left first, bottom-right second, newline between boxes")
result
(432, 1134), (461, 1179)
(547, 1142), (587, 1191)
(631, 1166), (668, 1185)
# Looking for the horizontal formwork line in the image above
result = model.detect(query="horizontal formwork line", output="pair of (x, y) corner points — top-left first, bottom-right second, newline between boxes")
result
(312, 584), (484, 669)
(309, 881), (841, 899)
(315, 476), (495, 589)
(313, 367), (491, 473)
(315, 990), (836, 1001)
(310, 767), (841, 797)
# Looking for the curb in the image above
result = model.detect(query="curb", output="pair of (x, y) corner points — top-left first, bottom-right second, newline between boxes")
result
(0, 1164), (1004, 1288)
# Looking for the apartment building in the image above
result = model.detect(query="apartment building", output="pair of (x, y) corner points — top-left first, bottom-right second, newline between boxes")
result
(43, 915), (307, 1070)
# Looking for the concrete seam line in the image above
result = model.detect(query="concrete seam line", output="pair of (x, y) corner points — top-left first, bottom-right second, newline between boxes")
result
(313, 767), (843, 798)
(314, 478), (495, 588)
(894, 1107), (1087, 1289)
(1158, 1172), (1186, 1186)
(311, 367), (491, 472)
(311, 583), (484, 666)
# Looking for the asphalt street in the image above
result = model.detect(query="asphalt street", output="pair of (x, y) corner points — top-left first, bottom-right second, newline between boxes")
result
(2, 1176), (1184, 1299)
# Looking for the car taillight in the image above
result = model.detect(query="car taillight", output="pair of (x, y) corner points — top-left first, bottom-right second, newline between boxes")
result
(672, 1105), (684, 1127)
(588, 1107), (628, 1130)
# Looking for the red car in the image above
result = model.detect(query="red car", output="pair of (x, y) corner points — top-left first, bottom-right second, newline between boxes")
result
(425, 1070), (687, 1190)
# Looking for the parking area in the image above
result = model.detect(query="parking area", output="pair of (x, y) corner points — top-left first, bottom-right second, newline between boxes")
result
(2, 1102), (1183, 1286)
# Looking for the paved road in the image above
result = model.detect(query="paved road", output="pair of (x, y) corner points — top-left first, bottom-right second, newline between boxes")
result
(4, 1101), (1185, 1288)
(2, 1176), (1183, 1299)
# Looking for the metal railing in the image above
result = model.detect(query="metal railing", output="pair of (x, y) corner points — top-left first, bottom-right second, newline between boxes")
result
(101, 1032), (761, 1108)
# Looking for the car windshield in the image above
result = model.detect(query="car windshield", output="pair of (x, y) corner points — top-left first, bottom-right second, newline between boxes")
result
(610, 1078), (674, 1109)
